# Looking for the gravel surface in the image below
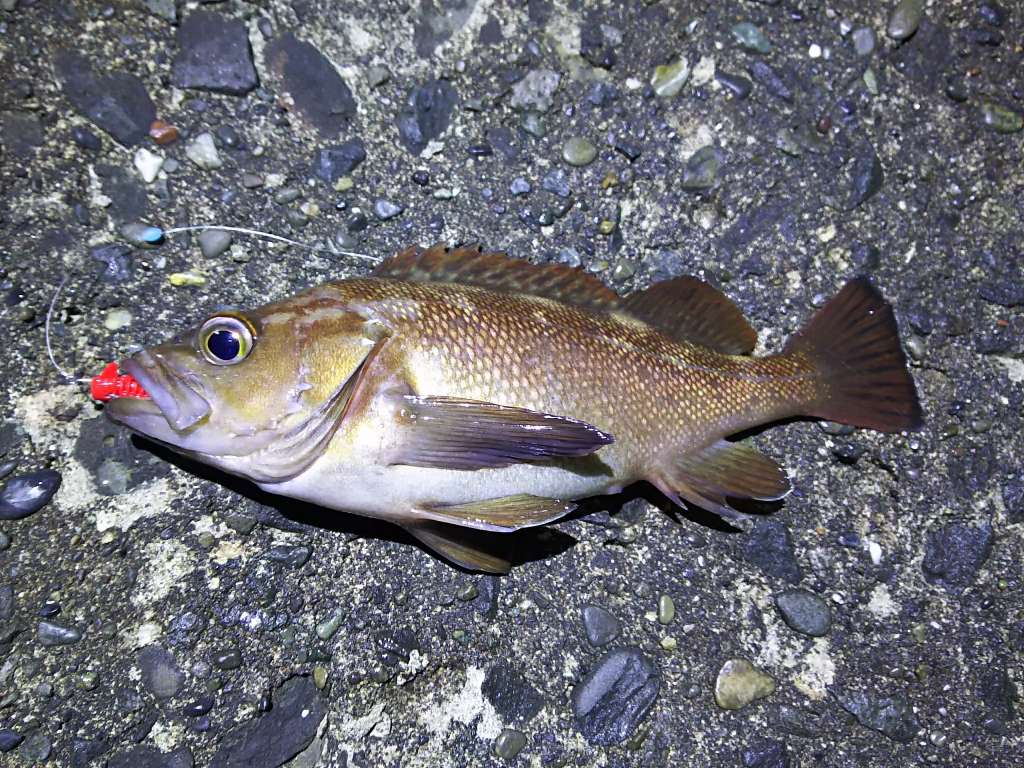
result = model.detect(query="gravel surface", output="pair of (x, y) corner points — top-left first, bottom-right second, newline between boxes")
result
(0, 1), (1022, 766)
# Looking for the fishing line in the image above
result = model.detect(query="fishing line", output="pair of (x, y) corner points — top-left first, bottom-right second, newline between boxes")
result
(158, 224), (381, 262)
(45, 222), (380, 396)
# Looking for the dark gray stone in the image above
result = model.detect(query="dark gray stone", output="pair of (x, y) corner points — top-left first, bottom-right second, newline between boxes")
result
(313, 141), (366, 182)
(68, 738), (109, 768)
(571, 647), (660, 746)
(210, 676), (324, 768)
(1, 112), (43, 156)
(0, 729), (23, 752)
(774, 589), (831, 637)
(979, 281), (1024, 308)
(581, 605), (621, 647)
(921, 522), (993, 592)
(847, 145), (884, 208)
(0, 470), (61, 520)
(837, 689), (919, 743)
(541, 169), (571, 198)
(396, 80), (459, 154)
(173, 11), (258, 95)
(748, 60), (793, 102)
(138, 644), (185, 699)
(742, 519), (802, 584)
(212, 646), (242, 670)
(482, 662), (544, 724)
(266, 544), (312, 568)
(0, 583), (13, 621)
(109, 745), (194, 768)
(742, 739), (790, 768)
(267, 33), (356, 136)
(716, 70), (752, 99)
(91, 243), (134, 283)
(1003, 477), (1024, 524)
(54, 51), (155, 146)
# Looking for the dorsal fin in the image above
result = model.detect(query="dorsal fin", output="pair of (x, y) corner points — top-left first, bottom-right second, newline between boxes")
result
(623, 277), (758, 355)
(372, 244), (621, 313)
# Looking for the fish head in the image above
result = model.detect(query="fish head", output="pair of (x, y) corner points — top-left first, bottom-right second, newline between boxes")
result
(105, 290), (381, 479)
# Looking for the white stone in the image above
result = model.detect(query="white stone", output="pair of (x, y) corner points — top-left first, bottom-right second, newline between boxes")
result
(185, 132), (222, 170)
(133, 147), (163, 183)
(808, 43), (823, 59)
(103, 308), (132, 330)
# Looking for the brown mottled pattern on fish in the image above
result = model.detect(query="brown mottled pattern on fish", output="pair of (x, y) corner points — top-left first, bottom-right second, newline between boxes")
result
(106, 245), (922, 573)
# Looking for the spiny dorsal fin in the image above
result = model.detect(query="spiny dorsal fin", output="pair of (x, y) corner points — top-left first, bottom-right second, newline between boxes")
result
(372, 244), (621, 313)
(623, 277), (758, 355)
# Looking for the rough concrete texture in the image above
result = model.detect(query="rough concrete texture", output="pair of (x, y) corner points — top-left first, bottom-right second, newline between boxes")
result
(0, 0), (1021, 766)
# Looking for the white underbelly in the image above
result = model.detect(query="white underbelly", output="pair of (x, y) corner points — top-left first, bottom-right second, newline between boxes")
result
(259, 457), (624, 521)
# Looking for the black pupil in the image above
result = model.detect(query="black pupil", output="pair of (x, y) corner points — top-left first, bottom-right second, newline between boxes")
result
(207, 329), (241, 361)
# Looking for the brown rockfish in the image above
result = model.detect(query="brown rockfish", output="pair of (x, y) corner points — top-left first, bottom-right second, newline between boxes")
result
(106, 245), (922, 572)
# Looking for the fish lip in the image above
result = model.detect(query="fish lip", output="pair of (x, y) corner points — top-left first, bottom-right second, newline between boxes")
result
(116, 352), (212, 432)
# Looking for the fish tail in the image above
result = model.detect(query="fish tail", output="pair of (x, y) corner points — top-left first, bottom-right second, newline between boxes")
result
(784, 277), (923, 432)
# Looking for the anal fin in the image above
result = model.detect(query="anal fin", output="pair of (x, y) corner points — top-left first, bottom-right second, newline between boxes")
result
(404, 521), (512, 574)
(652, 439), (791, 530)
(415, 495), (576, 532)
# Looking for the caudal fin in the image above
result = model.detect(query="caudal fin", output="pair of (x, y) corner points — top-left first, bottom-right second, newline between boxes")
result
(784, 278), (923, 432)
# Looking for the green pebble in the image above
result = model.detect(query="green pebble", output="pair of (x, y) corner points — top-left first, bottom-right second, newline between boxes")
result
(206, 677), (223, 693)
(680, 146), (721, 190)
(313, 664), (328, 690)
(452, 629), (466, 641)
(224, 515), (257, 535)
(456, 583), (478, 602)
(651, 58), (690, 98)
(981, 102), (1024, 134)
(657, 594), (675, 625)
(197, 532), (215, 550)
(732, 22), (771, 53)
(316, 611), (345, 641)
(562, 136), (597, 167)
(493, 729), (527, 761)
(521, 113), (546, 138)
(78, 671), (99, 691)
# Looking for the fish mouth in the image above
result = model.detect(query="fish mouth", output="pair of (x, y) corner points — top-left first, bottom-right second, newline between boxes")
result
(106, 350), (212, 434)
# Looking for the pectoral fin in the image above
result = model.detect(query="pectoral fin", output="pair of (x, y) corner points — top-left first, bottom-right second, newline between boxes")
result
(390, 396), (613, 470)
(652, 440), (791, 531)
(404, 521), (512, 574)
(415, 495), (576, 532)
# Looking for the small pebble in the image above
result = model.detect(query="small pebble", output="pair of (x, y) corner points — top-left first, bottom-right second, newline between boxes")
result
(185, 132), (222, 170)
(852, 27), (877, 56)
(0, 729), (23, 753)
(887, 0), (924, 40)
(103, 308), (132, 330)
(133, 147), (163, 183)
(169, 271), (206, 287)
(198, 228), (233, 258)
(732, 22), (771, 53)
(657, 594), (675, 625)
(714, 659), (776, 710)
(38, 620), (82, 646)
(149, 119), (179, 145)
(211, 647), (242, 671)
(493, 729), (527, 761)
(0, 470), (61, 521)
(562, 136), (597, 167)
(651, 58), (689, 98)
(316, 611), (345, 640)
(510, 177), (531, 196)
(980, 102), (1023, 134)
(581, 605), (621, 647)
(373, 199), (403, 220)
(774, 589), (832, 637)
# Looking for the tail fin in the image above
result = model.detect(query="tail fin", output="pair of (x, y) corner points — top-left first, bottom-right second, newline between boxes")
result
(784, 278), (923, 432)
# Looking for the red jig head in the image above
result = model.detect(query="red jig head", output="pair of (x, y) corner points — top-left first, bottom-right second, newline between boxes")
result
(90, 362), (150, 402)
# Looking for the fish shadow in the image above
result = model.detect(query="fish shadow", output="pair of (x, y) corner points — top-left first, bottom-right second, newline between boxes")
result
(132, 436), (577, 571)
(134, 434), (785, 571)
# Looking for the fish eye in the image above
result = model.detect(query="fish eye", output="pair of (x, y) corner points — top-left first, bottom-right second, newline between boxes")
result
(198, 316), (254, 366)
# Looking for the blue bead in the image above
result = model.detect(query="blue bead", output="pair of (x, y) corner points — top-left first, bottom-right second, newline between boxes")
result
(141, 226), (164, 243)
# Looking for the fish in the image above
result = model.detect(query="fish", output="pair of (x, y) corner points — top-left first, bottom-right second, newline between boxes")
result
(106, 244), (922, 573)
